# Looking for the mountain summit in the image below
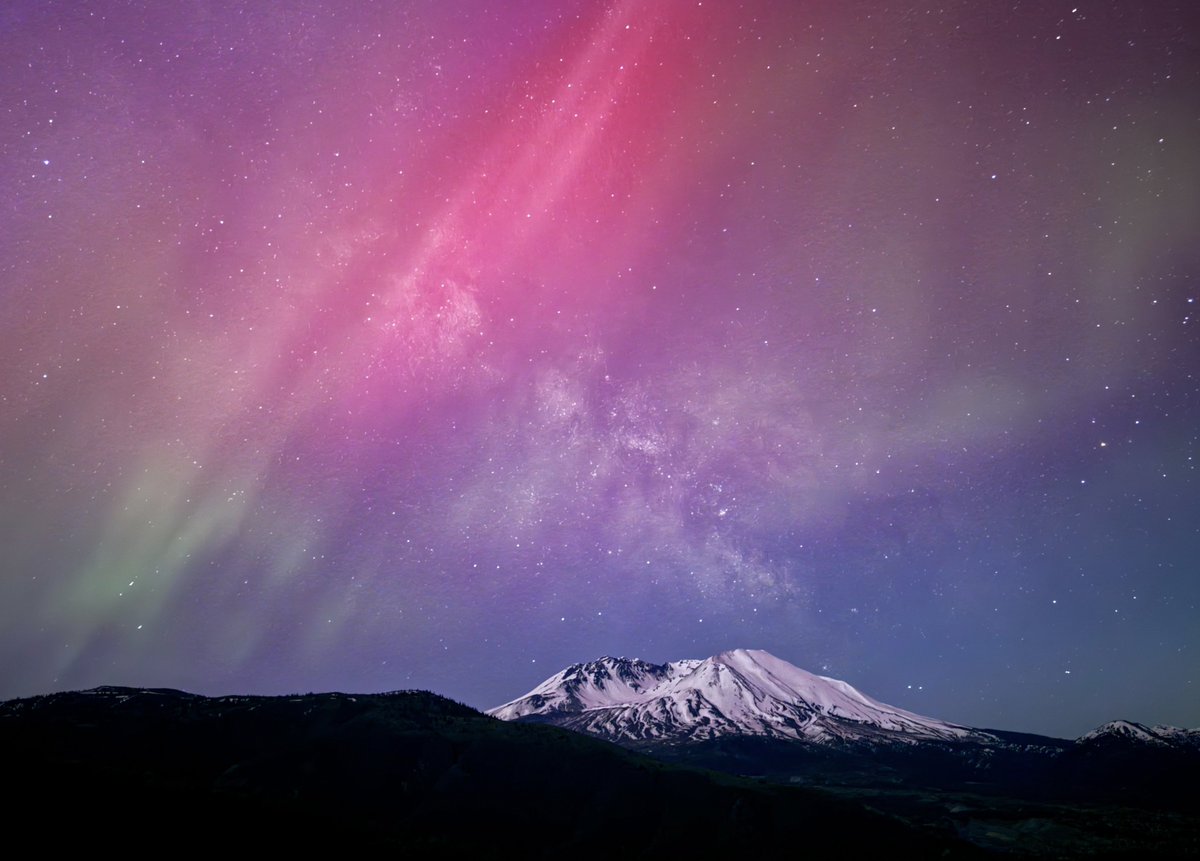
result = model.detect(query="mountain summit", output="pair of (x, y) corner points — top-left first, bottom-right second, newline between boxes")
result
(489, 648), (984, 745)
(1076, 720), (1200, 750)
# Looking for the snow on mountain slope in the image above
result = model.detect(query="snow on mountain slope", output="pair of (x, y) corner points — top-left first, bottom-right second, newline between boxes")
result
(489, 648), (988, 745)
(484, 655), (674, 719)
(1078, 720), (1200, 749)
(1079, 720), (1166, 745)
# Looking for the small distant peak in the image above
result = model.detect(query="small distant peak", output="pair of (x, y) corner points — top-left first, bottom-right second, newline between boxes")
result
(1102, 719), (1149, 733)
(1079, 719), (1162, 744)
(1110, 719), (1146, 730)
(1150, 724), (1198, 737)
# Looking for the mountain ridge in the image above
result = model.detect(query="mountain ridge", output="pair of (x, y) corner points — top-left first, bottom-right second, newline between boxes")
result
(6, 676), (1197, 856)
(0, 683), (993, 857)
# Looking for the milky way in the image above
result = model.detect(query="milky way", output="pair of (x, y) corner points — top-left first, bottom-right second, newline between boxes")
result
(2, 0), (1197, 736)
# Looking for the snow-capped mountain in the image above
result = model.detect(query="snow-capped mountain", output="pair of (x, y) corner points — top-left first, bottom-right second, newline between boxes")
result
(1077, 720), (1200, 749)
(489, 648), (992, 745)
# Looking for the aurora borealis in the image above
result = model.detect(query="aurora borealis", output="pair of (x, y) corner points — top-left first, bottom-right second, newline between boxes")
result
(1, 0), (1197, 737)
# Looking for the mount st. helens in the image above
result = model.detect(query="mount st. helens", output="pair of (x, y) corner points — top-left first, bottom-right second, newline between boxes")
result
(488, 648), (995, 745)
(487, 647), (1200, 841)
(488, 649), (1199, 759)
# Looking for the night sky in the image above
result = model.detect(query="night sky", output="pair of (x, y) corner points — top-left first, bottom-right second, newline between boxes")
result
(2, 1), (1197, 738)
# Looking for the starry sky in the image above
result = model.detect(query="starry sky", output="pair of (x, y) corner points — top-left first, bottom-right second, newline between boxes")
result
(2, 1), (1197, 738)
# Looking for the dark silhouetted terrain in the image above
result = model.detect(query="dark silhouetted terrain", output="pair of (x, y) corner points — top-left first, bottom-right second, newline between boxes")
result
(2, 686), (990, 857)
